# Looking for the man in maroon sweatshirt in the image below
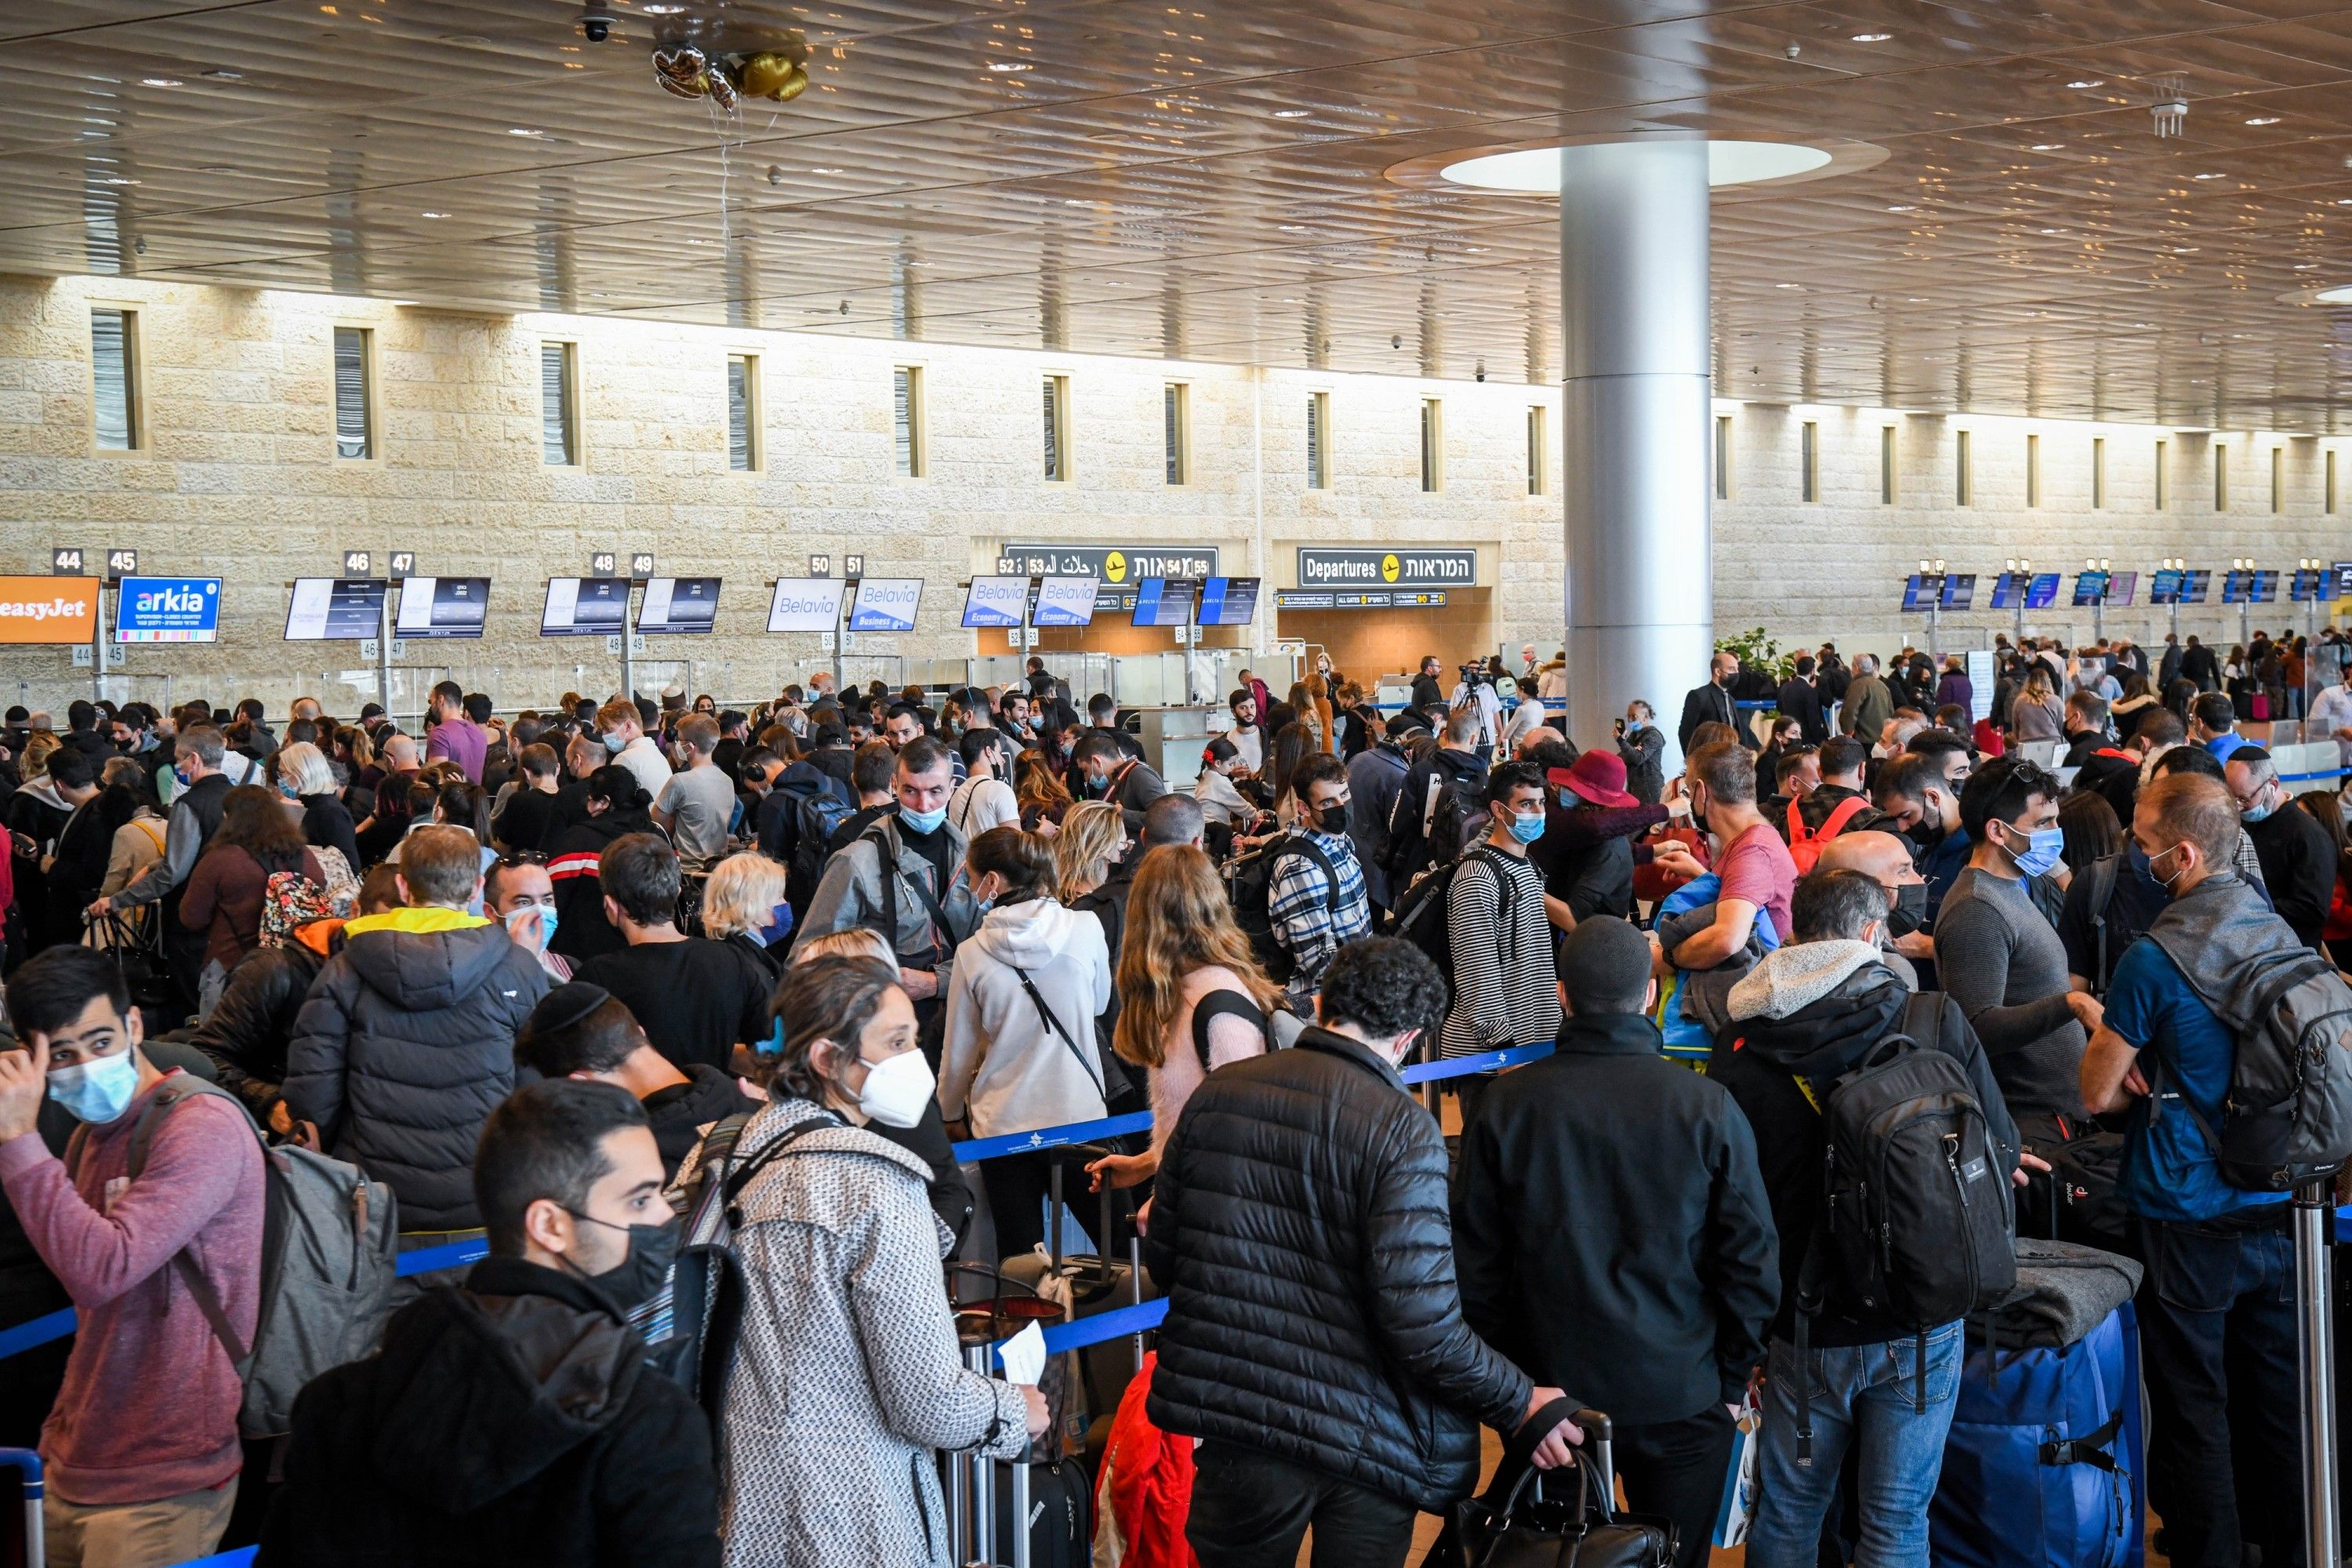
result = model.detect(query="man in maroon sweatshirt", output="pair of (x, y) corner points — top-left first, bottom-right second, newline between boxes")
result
(0, 946), (263, 1567)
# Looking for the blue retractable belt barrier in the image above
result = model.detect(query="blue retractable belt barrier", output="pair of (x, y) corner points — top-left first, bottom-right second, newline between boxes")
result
(950, 1110), (1156, 1165)
(1401, 1043), (1555, 1082)
(174, 1553), (253, 1568)
(993, 1297), (1172, 1369)
(0, 1235), (492, 1365)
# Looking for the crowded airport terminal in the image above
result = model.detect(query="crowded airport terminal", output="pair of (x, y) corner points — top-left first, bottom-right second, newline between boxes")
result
(9, 4), (2352, 1566)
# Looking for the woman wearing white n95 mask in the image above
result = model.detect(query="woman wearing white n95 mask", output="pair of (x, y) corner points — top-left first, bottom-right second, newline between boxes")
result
(686, 956), (1045, 1568)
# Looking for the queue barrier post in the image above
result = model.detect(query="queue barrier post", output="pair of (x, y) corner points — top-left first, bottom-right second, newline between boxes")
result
(0, 1449), (38, 1567)
(2296, 1178), (2341, 1568)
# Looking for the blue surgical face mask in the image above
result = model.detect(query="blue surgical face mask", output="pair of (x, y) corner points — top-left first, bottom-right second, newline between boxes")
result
(172, 764), (193, 788)
(279, 779), (301, 801)
(1624, 717), (1646, 732)
(898, 804), (948, 836)
(1508, 809), (1547, 845)
(601, 731), (627, 753)
(504, 904), (557, 946)
(760, 902), (795, 947)
(49, 1047), (141, 1124)
(2002, 822), (2066, 880)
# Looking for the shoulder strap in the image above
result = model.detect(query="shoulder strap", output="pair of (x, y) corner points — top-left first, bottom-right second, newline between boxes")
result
(1012, 966), (1105, 1098)
(720, 1109), (847, 1208)
(1901, 991), (1944, 1059)
(1818, 795), (1870, 840)
(862, 822), (961, 960)
(133, 816), (167, 854)
(122, 1078), (261, 1371)
(1274, 832), (1341, 913)
(1191, 989), (1270, 1073)
(1785, 797), (1806, 843)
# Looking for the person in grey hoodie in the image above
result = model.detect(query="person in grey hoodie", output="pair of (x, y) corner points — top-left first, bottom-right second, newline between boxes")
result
(1708, 869), (2024, 1568)
(936, 826), (1113, 1260)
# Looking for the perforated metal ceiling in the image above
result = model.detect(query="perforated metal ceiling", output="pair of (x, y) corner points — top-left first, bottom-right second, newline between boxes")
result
(13, 0), (2352, 426)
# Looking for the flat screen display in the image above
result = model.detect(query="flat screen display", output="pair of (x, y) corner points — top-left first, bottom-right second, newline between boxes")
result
(2072, 571), (2110, 608)
(848, 578), (923, 633)
(2024, 572), (2062, 610)
(2104, 570), (2137, 608)
(1196, 577), (1261, 626)
(1032, 577), (1098, 627)
(2250, 568), (2279, 603)
(766, 578), (845, 633)
(1900, 574), (1933, 612)
(2222, 569), (2252, 604)
(1989, 572), (2025, 610)
(393, 576), (489, 640)
(2179, 568), (2212, 604)
(1130, 578), (1196, 628)
(2293, 568), (2325, 602)
(640, 576), (720, 635)
(1940, 573), (1976, 611)
(960, 575), (1029, 630)
(115, 576), (220, 643)
(2148, 568), (2183, 605)
(284, 578), (387, 641)
(541, 577), (630, 637)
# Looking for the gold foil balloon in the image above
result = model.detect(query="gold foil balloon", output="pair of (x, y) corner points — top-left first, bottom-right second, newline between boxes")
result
(770, 64), (809, 102)
(737, 52), (793, 97)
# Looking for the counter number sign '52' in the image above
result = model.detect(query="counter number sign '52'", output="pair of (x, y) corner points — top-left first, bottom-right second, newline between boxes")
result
(1296, 547), (1477, 589)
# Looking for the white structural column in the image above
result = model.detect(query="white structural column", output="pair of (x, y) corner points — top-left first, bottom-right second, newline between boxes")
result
(1561, 140), (1713, 761)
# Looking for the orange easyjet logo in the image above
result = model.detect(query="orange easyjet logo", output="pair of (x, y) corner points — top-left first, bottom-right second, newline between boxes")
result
(0, 577), (99, 644)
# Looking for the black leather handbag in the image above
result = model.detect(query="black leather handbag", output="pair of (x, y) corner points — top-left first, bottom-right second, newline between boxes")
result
(1425, 1401), (1679, 1568)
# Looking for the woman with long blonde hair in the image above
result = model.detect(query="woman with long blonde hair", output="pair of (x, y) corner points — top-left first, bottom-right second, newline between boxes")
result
(1086, 844), (1288, 1194)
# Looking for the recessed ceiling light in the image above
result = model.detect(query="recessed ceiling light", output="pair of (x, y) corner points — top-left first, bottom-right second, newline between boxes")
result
(141, 77), (183, 88)
(1887, 203), (1916, 211)
(2296, 262), (2321, 270)
(2193, 172), (2225, 180)
(1272, 109), (1311, 118)
(2030, 143), (2063, 151)
(641, 3), (684, 12)
(96, 176), (139, 186)
(1851, 32), (1892, 42)
(1278, 223), (1308, 231)
(987, 60), (1031, 72)
(2040, 227), (2061, 234)
(1775, 281), (1803, 289)
(420, 210), (452, 218)
(810, 166), (846, 175)
(2318, 285), (2352, 304)
(2068, 78), (2103, 89)
(1440, 140), (1835, 192)
(2247, 116), (2281, 126)
(200, 67), (243, 79)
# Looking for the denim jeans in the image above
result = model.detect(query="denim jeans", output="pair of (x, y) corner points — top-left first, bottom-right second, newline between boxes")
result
(2136, 1215), (2302, 1568)
(1746, 1323), (1962, 1568)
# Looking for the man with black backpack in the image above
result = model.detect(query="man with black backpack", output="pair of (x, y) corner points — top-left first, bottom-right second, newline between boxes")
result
(1712, 869), (2024, 1568)
(2080, 772), (2314, 1568)
(793, 737), (980, 1060)
(1385, 705), (1489, 889)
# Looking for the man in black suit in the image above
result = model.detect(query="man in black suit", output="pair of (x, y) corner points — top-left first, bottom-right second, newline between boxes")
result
(1678, 652), (1747, 754)
(1774, 658), (1828, 745)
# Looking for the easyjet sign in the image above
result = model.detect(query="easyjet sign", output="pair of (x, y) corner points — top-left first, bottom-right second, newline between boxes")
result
(0, 577), (99, 644)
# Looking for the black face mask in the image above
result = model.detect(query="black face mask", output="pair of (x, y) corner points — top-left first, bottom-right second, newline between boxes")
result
(563, 1214), (681, 1315)
(1317, 803), (1350, 834)
(1885, 882), (1929, 937)
(1905, 817), (1946, 854)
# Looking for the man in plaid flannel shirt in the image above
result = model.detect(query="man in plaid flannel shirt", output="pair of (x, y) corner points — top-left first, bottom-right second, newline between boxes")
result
(1269, 753), (1374, 1011)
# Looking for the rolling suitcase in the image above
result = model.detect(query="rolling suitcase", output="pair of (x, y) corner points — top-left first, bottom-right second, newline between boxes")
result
(998, 1146), (1156, 1451)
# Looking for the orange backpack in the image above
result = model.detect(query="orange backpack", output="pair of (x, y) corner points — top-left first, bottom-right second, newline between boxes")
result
(1786, 795), (1870, 874)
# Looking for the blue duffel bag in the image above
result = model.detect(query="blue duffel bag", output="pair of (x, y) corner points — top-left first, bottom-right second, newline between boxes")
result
(1929, 1243), (2146, 1568)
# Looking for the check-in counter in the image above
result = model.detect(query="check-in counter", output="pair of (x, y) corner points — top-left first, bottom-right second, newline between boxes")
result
(1134, 705), (1229, 786)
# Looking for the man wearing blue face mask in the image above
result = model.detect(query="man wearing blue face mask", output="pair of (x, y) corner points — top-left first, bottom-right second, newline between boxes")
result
(793, 737), (980, 1064)
(0, 946), (265, 1566)
(1436, 762), (1564, 1128)
(1936, 757), (2105, 1137)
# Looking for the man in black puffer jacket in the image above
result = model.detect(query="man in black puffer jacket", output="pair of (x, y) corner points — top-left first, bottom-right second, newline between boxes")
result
(1144, 938), (1577, 1566)
(287, 827), (549, 1246)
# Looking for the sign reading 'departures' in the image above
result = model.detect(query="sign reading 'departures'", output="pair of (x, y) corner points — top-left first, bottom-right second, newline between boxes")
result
(1296, 547), (1477, 589)
(1004, 543), (1220, 583)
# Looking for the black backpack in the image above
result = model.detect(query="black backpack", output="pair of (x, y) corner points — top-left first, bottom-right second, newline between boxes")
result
(784, 789), (855, 920)
(1385, 771), (1477, 884)
(2141, 933), (2352, 1190)
(1225, 832), (1336, 983)
(1390, 844), (1519, 992)
(1791, 994), (2016, 1463)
